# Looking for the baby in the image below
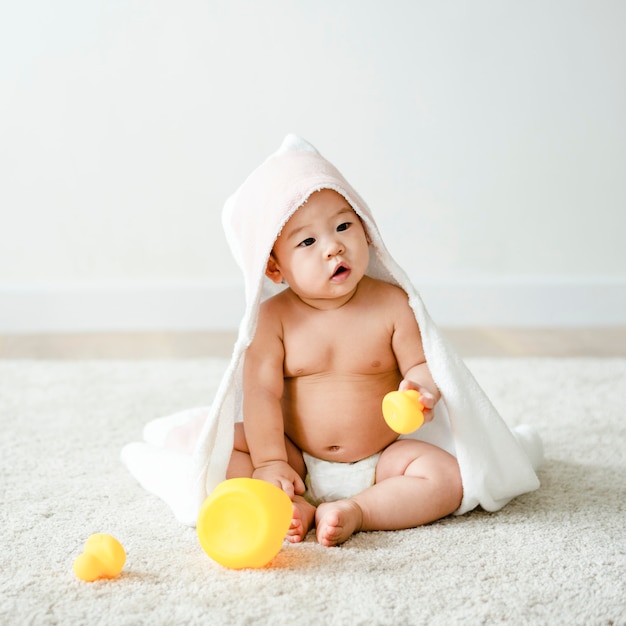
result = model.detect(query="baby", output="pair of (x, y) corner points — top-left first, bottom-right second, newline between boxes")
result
(227, 188), (463, 547)
(122, 135), (541, 537)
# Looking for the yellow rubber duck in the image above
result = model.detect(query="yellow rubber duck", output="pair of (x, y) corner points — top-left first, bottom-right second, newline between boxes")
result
(73, 534), (126, 582)
(197, 478), (292, 569)
(382, 390), (424, 434)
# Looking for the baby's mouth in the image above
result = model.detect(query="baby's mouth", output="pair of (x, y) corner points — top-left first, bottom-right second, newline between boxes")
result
(331, 263), (350, 280)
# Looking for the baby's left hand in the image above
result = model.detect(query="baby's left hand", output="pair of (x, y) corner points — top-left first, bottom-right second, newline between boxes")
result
(398, 379), (439, 423)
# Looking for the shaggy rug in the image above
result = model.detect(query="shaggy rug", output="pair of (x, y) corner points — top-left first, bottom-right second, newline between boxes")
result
(0, 358), (624, 625)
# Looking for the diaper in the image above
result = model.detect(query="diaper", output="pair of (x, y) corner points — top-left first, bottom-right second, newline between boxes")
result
(302, 451), (381, 506)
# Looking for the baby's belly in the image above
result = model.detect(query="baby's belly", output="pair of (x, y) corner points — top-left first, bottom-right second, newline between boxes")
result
(282, 371), (402, 463)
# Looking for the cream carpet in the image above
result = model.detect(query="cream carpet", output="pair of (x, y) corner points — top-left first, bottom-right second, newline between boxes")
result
(1, 358), (624, 625)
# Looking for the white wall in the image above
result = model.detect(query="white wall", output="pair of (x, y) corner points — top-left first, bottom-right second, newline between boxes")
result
(1, 0), (625, 330)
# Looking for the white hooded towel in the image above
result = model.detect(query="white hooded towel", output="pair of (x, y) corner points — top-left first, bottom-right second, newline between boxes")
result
(121, 135), (543, 526)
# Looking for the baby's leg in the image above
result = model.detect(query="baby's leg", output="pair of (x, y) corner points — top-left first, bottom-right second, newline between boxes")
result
(315, 440), (462, 547)
(227, 423), (315, 542)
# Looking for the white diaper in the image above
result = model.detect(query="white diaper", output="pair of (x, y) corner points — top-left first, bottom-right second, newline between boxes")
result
(302, 451), (381, 506)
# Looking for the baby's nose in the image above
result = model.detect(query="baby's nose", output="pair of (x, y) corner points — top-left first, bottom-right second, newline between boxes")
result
(326, 239), (345, 258)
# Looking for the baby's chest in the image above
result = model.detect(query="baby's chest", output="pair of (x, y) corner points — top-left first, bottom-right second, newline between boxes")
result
(282, 319), (396, 377)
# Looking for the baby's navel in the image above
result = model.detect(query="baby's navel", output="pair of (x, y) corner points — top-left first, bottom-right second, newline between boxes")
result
(371, 360), (381, 368)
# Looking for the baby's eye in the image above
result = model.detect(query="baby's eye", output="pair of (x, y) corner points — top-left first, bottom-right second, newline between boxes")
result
(337, 222), (351, 232)
(298, 237), (316, 247)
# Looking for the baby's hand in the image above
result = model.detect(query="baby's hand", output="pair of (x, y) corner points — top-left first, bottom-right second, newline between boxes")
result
(252, 461), (305, 500)
(398, 379), (439, 423)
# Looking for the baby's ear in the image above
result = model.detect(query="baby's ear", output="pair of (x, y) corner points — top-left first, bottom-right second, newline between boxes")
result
(265, 255), (284, 284)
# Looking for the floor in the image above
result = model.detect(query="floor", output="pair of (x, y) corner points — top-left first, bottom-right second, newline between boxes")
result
(1, 328), (625, 358)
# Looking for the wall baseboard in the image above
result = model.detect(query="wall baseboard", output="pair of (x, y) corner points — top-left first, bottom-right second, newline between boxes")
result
(0, 277), (624, 332)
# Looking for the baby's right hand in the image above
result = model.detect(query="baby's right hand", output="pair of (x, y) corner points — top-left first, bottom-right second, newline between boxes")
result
(252, 461), (305, 500)
(398, 379), (439, 424)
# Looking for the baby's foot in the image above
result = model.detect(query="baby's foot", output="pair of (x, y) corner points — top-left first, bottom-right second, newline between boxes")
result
(315, 499), (363, 547)
(286, 496), (316, 543)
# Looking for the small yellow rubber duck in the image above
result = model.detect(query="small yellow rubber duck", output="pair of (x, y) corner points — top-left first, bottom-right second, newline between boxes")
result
(382, 390), (424, 434)
(73, 533), (126, 582)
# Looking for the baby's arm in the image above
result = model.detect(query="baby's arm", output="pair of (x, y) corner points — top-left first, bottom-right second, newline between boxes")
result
(390, 291), (441, 423)
(243, 302), (305, 498)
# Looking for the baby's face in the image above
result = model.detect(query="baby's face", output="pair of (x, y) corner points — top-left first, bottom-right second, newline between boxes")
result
(266, 189), (370, 308)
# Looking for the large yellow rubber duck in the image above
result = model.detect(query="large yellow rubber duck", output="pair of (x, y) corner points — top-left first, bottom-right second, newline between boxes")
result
(197, 478), (292, 569)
